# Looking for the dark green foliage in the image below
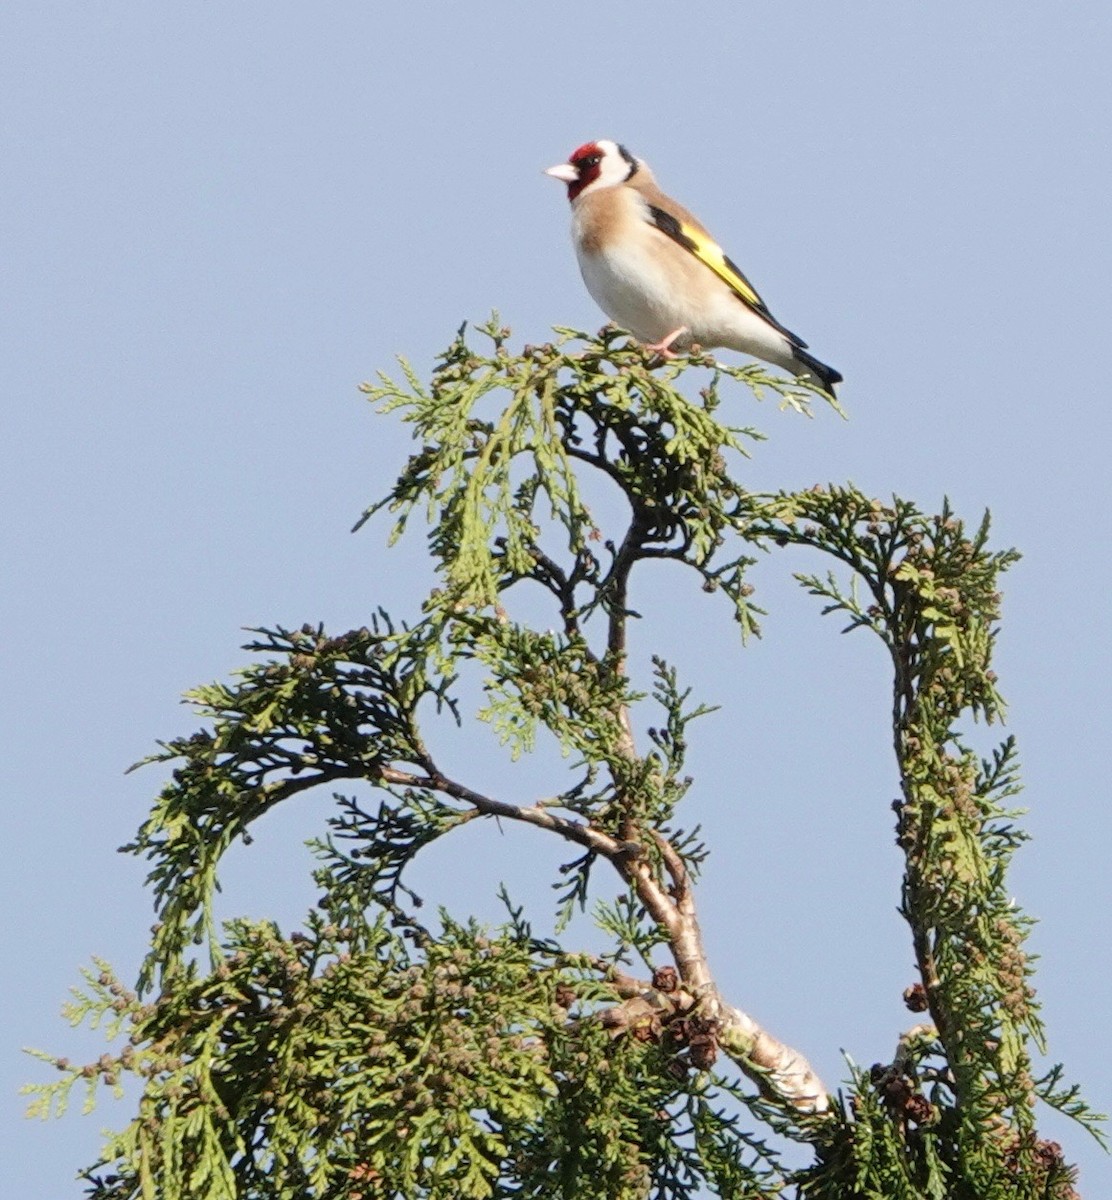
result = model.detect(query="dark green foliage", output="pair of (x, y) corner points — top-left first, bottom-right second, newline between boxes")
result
(27, 321), (1101, 1197)
(28, 924), (778, 1199)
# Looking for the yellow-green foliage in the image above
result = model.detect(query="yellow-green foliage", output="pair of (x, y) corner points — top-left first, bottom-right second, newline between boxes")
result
(27, 322), (1099, 1199)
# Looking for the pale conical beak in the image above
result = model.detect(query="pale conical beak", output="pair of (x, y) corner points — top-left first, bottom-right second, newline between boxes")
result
(544, 163), (579, 183)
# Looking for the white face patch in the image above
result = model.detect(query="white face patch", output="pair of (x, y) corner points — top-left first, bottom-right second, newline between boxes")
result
(577, 138), (640, 197)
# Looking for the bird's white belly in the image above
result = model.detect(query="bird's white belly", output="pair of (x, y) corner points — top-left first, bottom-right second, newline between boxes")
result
(575, 240), (686, 344)
(573, 238), (791, 366)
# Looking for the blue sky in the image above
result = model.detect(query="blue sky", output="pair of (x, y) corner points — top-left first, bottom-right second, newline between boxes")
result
(3, 4), (1110, 1194)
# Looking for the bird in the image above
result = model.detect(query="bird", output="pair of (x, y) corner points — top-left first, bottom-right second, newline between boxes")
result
(545, 139), (842, 395)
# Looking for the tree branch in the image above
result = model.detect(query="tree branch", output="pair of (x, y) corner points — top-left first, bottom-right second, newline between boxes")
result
(380, 759), (827, 1110)
(377, 766), (629, 859)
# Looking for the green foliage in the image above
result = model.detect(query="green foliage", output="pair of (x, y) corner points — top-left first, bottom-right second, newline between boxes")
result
(29, 321), (1101, 1197)
(122, 616), (457, 992)
(798, 1057), (1087, 1200)
(359, 319), (819, 640)
(28, 922), (776, 1200)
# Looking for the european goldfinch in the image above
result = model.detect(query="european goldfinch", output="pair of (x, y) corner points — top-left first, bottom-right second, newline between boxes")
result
(545, 139), (842, 395)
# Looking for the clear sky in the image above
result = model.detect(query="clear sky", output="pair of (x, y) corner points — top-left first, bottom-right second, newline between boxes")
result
(3, 4), (1111, 1195)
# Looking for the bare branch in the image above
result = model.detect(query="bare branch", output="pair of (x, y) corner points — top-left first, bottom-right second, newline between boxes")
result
(378, 766), (627, 860)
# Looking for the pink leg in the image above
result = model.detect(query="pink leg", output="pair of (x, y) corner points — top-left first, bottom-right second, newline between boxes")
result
(642, 326), (689, 359)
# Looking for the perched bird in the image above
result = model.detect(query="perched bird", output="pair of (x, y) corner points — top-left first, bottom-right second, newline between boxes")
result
(545, 139), (841, 395)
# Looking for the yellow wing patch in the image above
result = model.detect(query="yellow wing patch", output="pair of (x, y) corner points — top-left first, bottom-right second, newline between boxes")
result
(647, 204), (784, 327)
(686, 228), (765, 310)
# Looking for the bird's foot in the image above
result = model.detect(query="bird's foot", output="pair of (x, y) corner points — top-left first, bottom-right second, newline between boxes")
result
(642, 327), (689, 359)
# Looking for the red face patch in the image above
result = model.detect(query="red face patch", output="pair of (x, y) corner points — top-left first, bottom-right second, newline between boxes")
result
(566, 142), (604, 202)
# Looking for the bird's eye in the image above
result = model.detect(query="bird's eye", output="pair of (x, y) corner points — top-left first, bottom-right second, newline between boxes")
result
(579, 154), (601, 170)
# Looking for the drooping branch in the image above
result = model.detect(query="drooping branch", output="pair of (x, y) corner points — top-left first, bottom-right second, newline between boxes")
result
(377, 766), (631, 860)
(48, 324), (1098, 1200)
(388, 719), (830, 1111)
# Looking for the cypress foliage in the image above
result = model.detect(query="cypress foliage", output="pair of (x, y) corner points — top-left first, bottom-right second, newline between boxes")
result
(27, 320), (1101, 1197)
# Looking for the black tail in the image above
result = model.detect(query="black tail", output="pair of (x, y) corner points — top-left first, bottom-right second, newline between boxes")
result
(793, 347), (842, 397)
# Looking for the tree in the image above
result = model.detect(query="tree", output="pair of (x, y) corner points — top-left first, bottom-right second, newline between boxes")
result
(27, 320), (1101, 1197)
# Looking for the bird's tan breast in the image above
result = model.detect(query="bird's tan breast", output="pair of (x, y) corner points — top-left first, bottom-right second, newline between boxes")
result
(567, 186), (711, 344)
(565, 181), (778, 353)
(570, 187), (704, 296)
(570, 186), (644, 256)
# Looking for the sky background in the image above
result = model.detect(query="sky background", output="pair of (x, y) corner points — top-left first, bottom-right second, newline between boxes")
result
(3, 3), (1111, 1195)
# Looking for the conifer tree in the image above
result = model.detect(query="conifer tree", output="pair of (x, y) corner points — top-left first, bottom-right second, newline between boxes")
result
(28, 321), (1102, 1197)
